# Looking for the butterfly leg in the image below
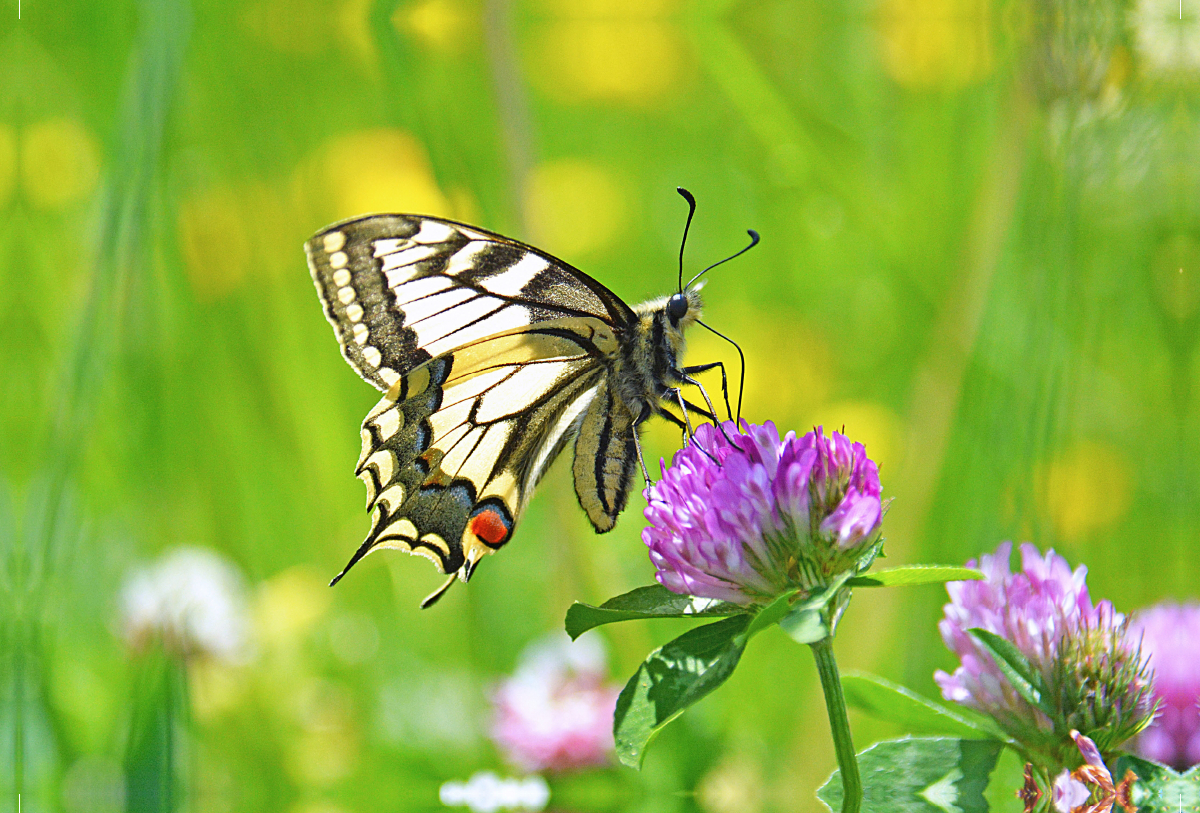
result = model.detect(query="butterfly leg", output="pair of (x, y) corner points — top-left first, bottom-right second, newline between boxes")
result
(628, 401), (662, 486)
(682, 361), (733, 422)
(663, 389), (725, 467)
(681, 375), (737, 446)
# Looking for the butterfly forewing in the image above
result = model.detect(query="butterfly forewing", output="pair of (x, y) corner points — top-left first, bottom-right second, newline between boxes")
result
(307, 215), (635, 392)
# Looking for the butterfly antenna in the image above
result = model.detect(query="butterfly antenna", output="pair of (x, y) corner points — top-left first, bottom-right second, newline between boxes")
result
(687, 230), (759, 290)
(676, 187), (698, 293)
(697, 319), (746, 423)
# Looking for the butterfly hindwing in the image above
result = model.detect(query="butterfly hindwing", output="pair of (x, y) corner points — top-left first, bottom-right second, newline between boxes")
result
(331, 321), (611, 586)
(572, 385), (638, 533)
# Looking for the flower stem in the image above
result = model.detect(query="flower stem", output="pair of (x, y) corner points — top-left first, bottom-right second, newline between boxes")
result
(810, 636), (861, 813)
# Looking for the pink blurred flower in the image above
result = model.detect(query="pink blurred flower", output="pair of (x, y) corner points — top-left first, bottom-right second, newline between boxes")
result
(490, 634), (618, 773)
(642, 421), (883, 605)
(1129, 602), (1200, 769)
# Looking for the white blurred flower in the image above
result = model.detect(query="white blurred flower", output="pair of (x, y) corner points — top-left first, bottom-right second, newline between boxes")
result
(439, 772), (549, 812)
(119, 546), (249, 661)
(490, 633), (618, 773)
(1129, 0), (1200, 77)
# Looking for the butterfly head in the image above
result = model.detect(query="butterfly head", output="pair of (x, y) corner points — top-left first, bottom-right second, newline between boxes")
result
(666, 287), (703, 329)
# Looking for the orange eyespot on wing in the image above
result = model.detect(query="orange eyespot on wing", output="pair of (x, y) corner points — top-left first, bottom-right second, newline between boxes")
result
(468, 501), (513, 548)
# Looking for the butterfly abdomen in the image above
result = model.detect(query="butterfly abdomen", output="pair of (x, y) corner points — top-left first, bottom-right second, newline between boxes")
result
(567, 290), (703, 532)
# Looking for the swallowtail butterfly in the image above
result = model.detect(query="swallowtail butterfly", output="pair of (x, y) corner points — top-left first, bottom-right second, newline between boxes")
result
(307, 191), (754, 606)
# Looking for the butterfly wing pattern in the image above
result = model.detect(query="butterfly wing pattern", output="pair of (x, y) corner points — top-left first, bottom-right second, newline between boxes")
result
(307, 214), (701, 606)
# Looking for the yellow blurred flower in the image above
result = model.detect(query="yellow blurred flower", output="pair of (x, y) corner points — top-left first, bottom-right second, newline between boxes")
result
(301, 128), (450, 223)
(524, 158), (627, 258)
(189, 660), (249, 721)
(1040, 442), (1132, 542)
(20, 118), (101, 209)
(525, 0), (689, 106)
(804, 401), (904, 476)
(396, 0), (479, 54)
(177, 184), (252, 301)
(722, 315), (831, 429)
(878, 0), (993, 88)
(254, 566), (332, 647)
(0, 124), (15, 207)
(287, 722), (359, 786)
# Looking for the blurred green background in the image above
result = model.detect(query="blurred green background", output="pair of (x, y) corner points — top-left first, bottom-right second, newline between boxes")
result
(3, 0), (1198, 810)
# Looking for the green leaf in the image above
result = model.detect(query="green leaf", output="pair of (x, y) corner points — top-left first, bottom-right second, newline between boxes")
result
(745, 587), (803, 636)
(1111, 755), (1200, 812)
(967, 628), (1051, 714)
(777, 571), (855, 644)
(564, 585), (745, 640)
(841, 672), (1008, 740)
(847, 566), (985, 588)
(613, 614), (751, 769)
(817, 737), (1002, 813)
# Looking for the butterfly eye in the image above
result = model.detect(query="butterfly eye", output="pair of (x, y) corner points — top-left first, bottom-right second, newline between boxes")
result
(667, 293), (689, 325)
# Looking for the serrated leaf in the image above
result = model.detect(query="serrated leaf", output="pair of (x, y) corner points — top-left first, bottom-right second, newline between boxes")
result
(613, 615), (751, 769)
(967, 628), (1052, 714)
(841, 672), (1008, 741)
(847, 566), (985, 588)
(817, 737), (1001, 813)
(565, 585), (745, 640)
(1111, 755), (1200, 812)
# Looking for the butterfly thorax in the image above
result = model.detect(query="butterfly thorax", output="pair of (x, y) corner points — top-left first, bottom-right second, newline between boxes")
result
(614, 288), (703, 417)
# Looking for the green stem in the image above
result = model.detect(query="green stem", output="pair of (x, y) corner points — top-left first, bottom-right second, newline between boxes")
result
(810, 636), (861, 813)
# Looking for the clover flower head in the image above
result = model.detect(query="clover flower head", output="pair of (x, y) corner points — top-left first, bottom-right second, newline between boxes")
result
(642, 421), (883, 606)
(119, 546), (249, 662)
(490, 634), (619, 773)
(1128, 601), (1200, 770)
(936, 543), (1155, 757)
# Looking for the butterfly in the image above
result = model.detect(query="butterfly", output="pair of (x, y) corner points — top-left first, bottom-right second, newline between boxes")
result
(307, 189), (756, 607)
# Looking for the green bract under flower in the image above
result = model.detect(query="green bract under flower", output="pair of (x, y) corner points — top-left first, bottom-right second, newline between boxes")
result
(641, 421), (884, 606)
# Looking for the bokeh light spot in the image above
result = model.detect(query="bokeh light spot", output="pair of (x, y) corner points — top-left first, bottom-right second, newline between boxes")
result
(1041, 442), (1132, 542)
(397, 0), (478, 53)
(527, 19), (688, 106)
(255, 567), (332, 646)
(804, 401), (904, 477)
(524, 159), (626, 258)
(0, 124), (15, 207)
(316, 129), (450, 221)
(190, 660), (248, 721)
(177, 185), (252, 301)
(328, 611), (380, 665)
(878, 0), (993, 88)
(21, 118), (101, 209)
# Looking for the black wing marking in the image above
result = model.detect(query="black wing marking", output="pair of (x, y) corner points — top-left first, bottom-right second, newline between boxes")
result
(306, 214), (638, 392)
